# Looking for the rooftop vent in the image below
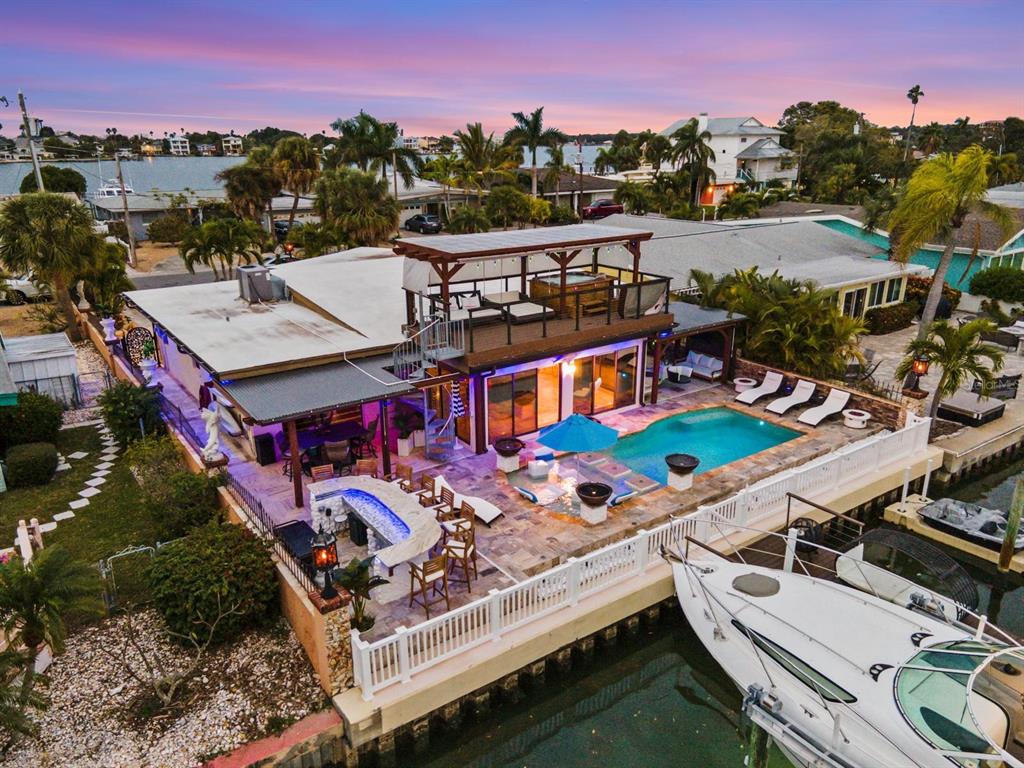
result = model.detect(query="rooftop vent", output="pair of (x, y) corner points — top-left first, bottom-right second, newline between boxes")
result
(238, 264), (274, 304)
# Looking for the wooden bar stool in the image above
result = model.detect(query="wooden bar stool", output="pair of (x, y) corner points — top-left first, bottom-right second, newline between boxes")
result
(416, 474), (438, 507)
(440, 501), (475, 544)
(409, 555), (450, 618)
(355, 458), (378, 478)
(310, 464), (334, 483)
(388, 464), (414, 492)
(445, 528), (478, 592)
(434, 486), (458, 518)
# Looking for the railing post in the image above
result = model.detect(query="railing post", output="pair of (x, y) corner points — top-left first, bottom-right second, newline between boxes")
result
(636, 529), (649, 571)
(395, 626), (411, 683)
(783, 528), (798, 573)
(900, 467), (911, 505)
(351, 629), (375, 701)
(567, 557), (582, 606)
(922, 458), (933, 500)
(488, 588), (502, 641)
(574, 296), (581, 331)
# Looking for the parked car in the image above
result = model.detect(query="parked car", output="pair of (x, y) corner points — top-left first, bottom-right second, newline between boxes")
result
(273, 220), (303, 243)
(582, 199), (624, 219)
(404, 214), (443, 234)
(2, 275), (51, 305)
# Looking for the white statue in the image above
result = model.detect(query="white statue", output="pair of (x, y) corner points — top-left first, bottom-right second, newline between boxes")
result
(201, 402), (224, 462)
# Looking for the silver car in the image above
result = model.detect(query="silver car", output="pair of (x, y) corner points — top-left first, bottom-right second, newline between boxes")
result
(2, 275), (51, 304)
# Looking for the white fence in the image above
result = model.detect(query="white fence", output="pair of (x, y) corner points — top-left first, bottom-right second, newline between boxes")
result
(351, 416), (932, 700)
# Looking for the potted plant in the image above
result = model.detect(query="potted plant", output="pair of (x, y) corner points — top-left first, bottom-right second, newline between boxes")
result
(139, 337), (158, 382)
(393, 409), (424, 457)
(335, 556), (389, 632)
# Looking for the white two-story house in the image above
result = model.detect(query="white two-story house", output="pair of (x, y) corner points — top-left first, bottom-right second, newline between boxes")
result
(660, 114), (798, 205)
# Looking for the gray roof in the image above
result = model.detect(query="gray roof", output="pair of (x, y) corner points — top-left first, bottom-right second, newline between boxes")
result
(735, 138), (793, 160)
(394, 223), (652, 260)
(660, 116), (783, 138)
(0, 346), (16, 403)
(1, 332), (76, 363)
(987, 182), (1024, 209)
(220, 355), (414, 424)
(669, 302), (745, 335)
(598, 214), (927, 290)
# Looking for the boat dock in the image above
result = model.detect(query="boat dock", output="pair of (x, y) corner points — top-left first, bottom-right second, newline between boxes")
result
(933, 399), (1024, 487)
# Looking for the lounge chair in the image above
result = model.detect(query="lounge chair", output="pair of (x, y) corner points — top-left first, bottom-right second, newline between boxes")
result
(798, 388), (851, 426)
(735, 371), (784, 405)
(766, 380), (817, 415)
(435, 474), (505, 526)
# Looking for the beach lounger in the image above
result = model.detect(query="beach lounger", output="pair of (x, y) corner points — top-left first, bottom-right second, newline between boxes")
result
(766, 380), (816, 415)
(504, 301), (555, 324)
(435, 474), (505, 525)
(797, 388), (851, 426)
(735, 371), (784, 405)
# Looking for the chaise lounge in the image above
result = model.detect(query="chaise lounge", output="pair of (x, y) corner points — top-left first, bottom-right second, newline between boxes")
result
(798, 388), (851, 426)
(735, 371), (784, 405)
(767, 379), (816, 415)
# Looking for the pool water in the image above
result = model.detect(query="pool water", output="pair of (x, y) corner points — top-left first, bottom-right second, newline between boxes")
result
(817, 219), (981, 292)
(606, 407), (801, 485)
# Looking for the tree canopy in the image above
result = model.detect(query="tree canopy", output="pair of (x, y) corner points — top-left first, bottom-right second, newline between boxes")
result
(18, 166), (88, 197)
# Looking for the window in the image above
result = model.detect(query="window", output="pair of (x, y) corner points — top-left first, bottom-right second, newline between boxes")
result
(732, 621), (856, 703)
(740, 137), (748, 143)
(868, 281), (885, 307)
(886, 277), (903, 303)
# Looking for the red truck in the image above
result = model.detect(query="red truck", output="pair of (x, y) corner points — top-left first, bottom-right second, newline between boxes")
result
(581, 198), (624, 219)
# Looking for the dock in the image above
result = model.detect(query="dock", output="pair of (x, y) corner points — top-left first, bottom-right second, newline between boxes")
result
(933, 399), (1024, 486)
(883, 494), (1024, 573)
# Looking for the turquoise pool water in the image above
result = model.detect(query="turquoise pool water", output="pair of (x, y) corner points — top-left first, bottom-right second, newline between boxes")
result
(606, 407), (800, 485)
(817, 219), (981, 292)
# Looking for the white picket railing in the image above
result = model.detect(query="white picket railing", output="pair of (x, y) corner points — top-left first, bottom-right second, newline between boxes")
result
(351, 416), (932, 700)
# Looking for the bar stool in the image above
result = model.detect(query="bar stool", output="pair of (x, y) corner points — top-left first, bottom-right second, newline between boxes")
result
(445, 528), (478, 592)
(409, 554), (450, 618)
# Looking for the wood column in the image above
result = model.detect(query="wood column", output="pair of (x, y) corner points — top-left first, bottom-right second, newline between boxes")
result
(520, 255), (528, 296)
(432, 261), (465, 319)
(627, 239), (641, 282)
(472, 374), (487, 455)
(404, 290), (415, 328)
(379, 400), (391, 477)
(286, 419), (302, 508)
(650, 339), (663, 405)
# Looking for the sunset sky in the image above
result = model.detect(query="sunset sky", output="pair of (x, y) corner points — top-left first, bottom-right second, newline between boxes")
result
(2, 0), (1021, 139)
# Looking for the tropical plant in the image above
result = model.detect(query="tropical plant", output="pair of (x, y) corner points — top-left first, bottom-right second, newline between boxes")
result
(328, 111), (419, 189)
(988, 153), (1021, 187)
(527, 197), (551, 227)
(503, 107), (568, 197)
(421, 154), (461, 218)
(0, 649), (43, 736)
(271, 136), (320, 227)
(917, 122), (946, 155)
(542, 140), (571, 206)
(453, 122), (519, 202)
(969, 266), (1024, 302)
(0, 193), (98, 341)
(215, 162), (280, 223)
(180, 218), (265, 280)
(314, 168), (400, 245)
(17, 166), (87, 196)
(643, 134), (674, 171)
(286, 222), (348, 257)
(547, 204), (579, 226)
(81, 239), (134, 317)
(718, 190), (761, 219)
(613, 181), (653, 215)
(0, 546), (103, 705)
(98, 380), (165, 446)
(446, 205), (491, 234)
(669, 118), (716, 205)
(864, 302), (917, 335)
(485, 185), (532, 229)
(0, 391), (63, 452)
(146, 212), (191, 243)
(895, 319), (1004, 417)
(888, 145), (1016, 337)
(904, 85), (925, 163)
(334, 556), (388, 632)
(647, 170), (691, 213)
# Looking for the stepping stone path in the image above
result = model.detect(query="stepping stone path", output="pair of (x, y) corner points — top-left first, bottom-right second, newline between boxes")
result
(36, 424), (121, 536)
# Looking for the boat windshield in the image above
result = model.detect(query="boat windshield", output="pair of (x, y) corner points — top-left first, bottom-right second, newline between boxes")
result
(895, 641), (1022, 767)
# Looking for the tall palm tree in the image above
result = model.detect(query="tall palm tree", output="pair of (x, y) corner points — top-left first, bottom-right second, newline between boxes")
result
(330, 111), (419, 189)
(215, 163), (279, 223)
(0, 546), (102, 706)
(896, 319), (1004, 417)
(0, 193), (98, 341)
(271, 136), (320, 227)
(904, 85), (925, 163)
(643, 134), (673, 172)
(669, 119), (716, 206)
(453, 123), (519, 203)
(315, 168), (400, 246)
(504, 107), (568, 197)
(421, 155), (460, 219)
(543, 140), (571, 206)
(888, 145), (1017, 337)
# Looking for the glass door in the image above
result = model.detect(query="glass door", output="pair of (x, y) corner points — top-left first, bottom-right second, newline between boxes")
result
(487, 374), (513, 440)
(615, 349), (637, 407)
(537, 364), (561, 428)
(594, 353), (617, 414)
(573, 357), (594, 415)
(512, 370), (538, 435)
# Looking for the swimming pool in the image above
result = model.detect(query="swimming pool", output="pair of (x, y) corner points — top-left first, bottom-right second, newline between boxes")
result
(606, 407), (801, 485)
(817, 219), (982, 292)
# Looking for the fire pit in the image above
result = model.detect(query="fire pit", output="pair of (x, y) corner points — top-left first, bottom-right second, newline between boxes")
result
(494, 438), (525, 473)
(576, 482), (613, 508)
(665, 453), (700, 491)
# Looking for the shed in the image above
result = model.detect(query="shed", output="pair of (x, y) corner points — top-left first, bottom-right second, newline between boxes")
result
(1, 332), (80, 407)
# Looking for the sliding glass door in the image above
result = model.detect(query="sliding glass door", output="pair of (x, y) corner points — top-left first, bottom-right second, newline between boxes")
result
(571, 346), (639, 416)
(488, 365), (560, 440)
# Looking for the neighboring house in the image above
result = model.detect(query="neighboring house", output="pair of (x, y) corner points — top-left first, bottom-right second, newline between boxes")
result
(600, 213), (926, 319)
(533, 169), (622, 210)
(167, 136), (191, 156)
(988, 182), (1024, 209)
(196, 143), (217, 156)
(660, 114), (799, 204)
(222, 136), (244, 156)
(0, 332), (81, 407)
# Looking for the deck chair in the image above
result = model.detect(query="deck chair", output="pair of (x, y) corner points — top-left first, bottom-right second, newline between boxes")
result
(766, 380), (817, 415)
(735, 371), (784, 405)
(798, 388), (851, 426)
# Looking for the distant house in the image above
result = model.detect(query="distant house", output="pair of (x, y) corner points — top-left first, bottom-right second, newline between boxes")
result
(660, 114), (799, 204)
(222, 136), (244, 156)
(533, 169), (622, 211)
(167, 136), (191, 156)
(196, 143), (217, 156)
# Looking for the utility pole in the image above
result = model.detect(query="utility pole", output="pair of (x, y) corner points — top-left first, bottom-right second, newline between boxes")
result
(115, 155), (138, 268)
(17, 90), (44, 191)
(575, 137), (584, 218)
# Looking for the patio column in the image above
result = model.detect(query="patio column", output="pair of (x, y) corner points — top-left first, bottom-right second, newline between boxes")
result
(286, 419), (303, 508)
(720, 327), (735, 380)
(626, 239), (642, 282)
(432, 261), (464, 319)
(472, 374), (487, 454)
(379, 400), (392, 477)
(650, 338), (663, 405)
(404, 290), (415, 328)
(519, 255), (528, 296)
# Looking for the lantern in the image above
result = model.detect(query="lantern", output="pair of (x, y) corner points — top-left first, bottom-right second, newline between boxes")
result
(911, 355), (930, 377)
(310, 525), (339, 599)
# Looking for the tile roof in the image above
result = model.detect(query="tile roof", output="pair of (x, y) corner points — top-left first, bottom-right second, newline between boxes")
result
(660, 116), (783, 137)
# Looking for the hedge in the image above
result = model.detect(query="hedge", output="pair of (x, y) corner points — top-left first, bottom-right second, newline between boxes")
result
(146, 212), (191, 244)
(865, 302), (917, 335)
(98, 381), (165, 447)
(969, 266), (1024, 303)
(0, 391), (63, 453)
(147, 523), (277, 646)
(905, 275), (961, 312)
(5, 442), (59, 488)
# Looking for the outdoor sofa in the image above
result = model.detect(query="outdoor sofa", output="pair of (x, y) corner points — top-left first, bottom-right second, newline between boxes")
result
(675, 350), (723, 381)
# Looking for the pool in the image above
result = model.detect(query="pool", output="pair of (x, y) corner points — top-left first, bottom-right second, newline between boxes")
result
(606, 407), (801, 485)
(817, 219), (982, 292)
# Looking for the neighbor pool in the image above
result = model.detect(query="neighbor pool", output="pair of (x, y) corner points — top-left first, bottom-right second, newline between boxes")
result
(606, 407), (800, 485)
(817, 219), (983, 292)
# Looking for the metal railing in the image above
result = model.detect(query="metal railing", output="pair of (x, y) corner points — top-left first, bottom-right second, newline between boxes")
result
(157, 391), (205, 450)
(351, 416), (933, 699)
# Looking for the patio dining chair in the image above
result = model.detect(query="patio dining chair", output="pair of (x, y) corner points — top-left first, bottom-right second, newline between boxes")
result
(352, 417), (379, 458)
(440, 502), (475, 544)
(415, 474), (439, 507)
(310, 464), (334, 483)
(409, 554), (450, 619)
(388, 463), (414, 492)
(445, 528), (478, 592)
(324, 440), (354, 475)
(355, 458), (378, 478)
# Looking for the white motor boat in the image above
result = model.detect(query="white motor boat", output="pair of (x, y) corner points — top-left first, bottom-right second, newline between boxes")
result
(669, 549), (1024, 768)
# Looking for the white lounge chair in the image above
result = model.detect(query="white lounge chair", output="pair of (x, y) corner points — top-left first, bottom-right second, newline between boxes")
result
(735, 371), (784, 405)
(435, 474), (504, 526)
(797, 388), (851, 426)
(766, 380), (816, 415)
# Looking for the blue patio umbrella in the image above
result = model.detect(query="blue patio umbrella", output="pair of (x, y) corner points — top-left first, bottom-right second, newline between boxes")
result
(538, 413), (618, 453)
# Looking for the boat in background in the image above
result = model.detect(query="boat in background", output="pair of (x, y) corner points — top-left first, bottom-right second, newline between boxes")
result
(918, 497), (1024, 551)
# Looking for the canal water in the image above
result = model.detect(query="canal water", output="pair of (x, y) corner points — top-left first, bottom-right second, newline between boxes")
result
(409, 466), (1024, 768)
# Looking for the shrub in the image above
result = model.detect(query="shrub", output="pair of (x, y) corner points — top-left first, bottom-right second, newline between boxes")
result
(546, 205), (579, 226)
(158, 471), (223, 540)
(969, 266), (1024, 303)
(148, 523), (277, 645)
(0, 391), (63, 453)
(447, 206), (490, 234)
(99, 381), (165, 447)
(865, 302), (918, 335)
(146, 212), (191, 244)
(125, 437), (184, 492)
(905, 274), (962, 313)
(5, 442), (59, 488)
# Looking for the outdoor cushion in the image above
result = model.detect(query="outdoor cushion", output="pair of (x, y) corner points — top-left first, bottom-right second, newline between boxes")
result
(609, 491), (638, 507)
(514, 486), (539, 503)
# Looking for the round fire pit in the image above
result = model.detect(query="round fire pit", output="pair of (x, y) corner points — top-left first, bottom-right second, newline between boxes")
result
(665, 453), (700, 476)
(493, 438), (525, 458)
(576, 482), (613, 508)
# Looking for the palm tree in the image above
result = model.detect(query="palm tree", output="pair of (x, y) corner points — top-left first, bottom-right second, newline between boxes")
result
(315, 168), (400, 245)
(271, 136), (320, 227)
(0, 546), (102, 706)
(215, 163), (279, 223)
(447, 206), (491, 234)
(718, 191), (761, 219)
(896, 319), (1004, 417)
(0, 193), (98, 341)
(613, 181), (653, 215)
(453, 123), (519, 203)
(904, 85), (925, 163)
(180, 219), (264, 280)
(669, 119), (716, 206)
(330, 111), (419, 189)
(421, 155), (460, 219)
(542, 140), (571, 207)
(888, 145), (1017, 337)
(504, 107), (569, 197)
(643, 134), (673, 171)
(989, 153), (1021, 186)
(917, 122), (946, 156)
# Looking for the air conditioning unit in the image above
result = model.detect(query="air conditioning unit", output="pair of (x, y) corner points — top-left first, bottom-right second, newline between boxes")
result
(238, 265), (274, 304)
